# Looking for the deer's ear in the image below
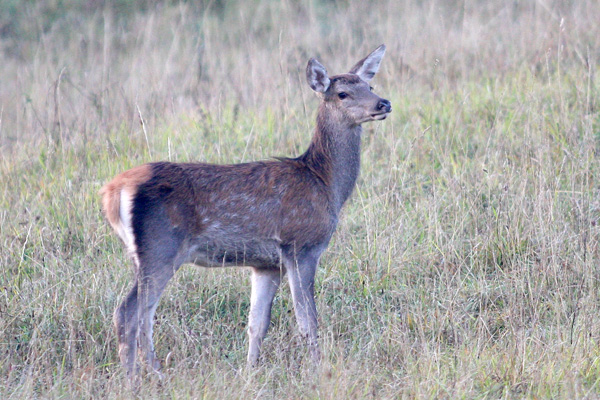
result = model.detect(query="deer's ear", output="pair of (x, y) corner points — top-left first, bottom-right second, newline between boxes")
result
(349, 44), (386, 82)
(306, 58), (330, 93)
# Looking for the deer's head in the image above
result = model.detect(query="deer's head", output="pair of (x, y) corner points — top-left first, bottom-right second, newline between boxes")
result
(306, 44), (392, 126)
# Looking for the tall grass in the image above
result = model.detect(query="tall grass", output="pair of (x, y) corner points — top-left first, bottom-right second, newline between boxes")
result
(1, 0), (599, 398)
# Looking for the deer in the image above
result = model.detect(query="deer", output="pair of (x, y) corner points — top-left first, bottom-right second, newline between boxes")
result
(100, 44), (391, 380)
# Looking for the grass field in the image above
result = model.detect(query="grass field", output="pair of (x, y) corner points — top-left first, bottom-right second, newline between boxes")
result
(1, 0), (600, 398)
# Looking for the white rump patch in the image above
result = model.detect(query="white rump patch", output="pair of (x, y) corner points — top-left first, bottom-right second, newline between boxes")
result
(118, 189), (138, 260)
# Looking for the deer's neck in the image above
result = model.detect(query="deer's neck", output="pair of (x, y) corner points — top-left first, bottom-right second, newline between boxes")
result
(302, 105), (362, 212)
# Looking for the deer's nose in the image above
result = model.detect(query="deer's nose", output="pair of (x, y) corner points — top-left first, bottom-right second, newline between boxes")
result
(377, 99), (392, 112)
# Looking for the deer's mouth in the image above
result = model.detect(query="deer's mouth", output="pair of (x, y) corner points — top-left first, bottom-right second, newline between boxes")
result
(370, 111), (390, 120)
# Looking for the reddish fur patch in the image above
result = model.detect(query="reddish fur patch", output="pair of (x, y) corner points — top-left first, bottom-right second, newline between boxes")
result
(99, 164), (152, 229)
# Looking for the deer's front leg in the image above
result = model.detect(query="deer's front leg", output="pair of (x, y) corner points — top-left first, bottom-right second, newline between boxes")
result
(247, 268), (283, 366)
(286, 255), (320, 362)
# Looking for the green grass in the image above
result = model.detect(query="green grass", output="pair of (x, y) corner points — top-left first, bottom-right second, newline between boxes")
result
(1, 0), (600, 398)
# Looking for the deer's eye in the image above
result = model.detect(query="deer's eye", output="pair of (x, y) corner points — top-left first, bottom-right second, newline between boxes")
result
(338, 92), (348, 99)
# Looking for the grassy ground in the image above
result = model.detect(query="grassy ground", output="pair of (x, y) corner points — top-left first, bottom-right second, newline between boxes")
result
(1, 0), (600, 398)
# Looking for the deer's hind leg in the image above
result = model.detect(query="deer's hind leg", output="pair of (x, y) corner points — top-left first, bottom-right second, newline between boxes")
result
(114, 279), (140, 379)
(114, 236), (183, 379)
(135, 245), (183, 375)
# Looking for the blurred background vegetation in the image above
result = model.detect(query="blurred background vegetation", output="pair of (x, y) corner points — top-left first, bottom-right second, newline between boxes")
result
(1, 0), (599, 398)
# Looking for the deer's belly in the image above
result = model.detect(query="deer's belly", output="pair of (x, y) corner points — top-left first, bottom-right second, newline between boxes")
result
(187, 237), (282, 269)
